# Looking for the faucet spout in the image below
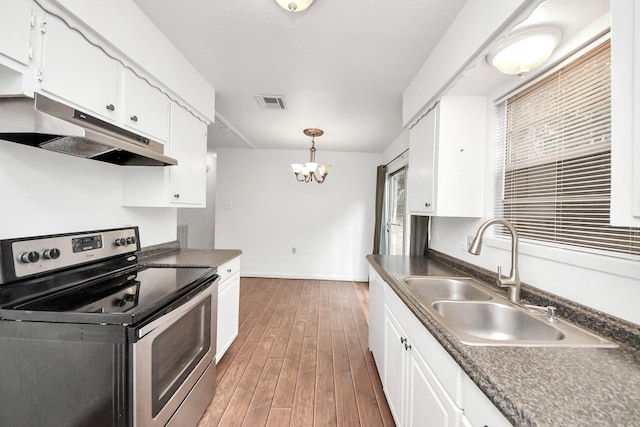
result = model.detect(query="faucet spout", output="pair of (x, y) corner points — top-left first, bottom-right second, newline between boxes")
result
(468, 218), (521, 303)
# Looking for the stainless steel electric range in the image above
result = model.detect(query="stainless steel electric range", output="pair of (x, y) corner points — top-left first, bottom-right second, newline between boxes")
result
(0, 226), (218, 427)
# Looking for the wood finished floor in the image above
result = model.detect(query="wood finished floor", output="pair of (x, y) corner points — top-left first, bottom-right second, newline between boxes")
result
(197, 277), (394, 427)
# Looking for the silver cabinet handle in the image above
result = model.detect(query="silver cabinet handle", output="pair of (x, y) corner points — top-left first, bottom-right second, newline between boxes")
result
(106, 104), (115, 111)
(130, 115), (138, 122)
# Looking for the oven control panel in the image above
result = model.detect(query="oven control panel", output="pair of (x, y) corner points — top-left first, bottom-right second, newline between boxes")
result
(0, 227), (140, 282)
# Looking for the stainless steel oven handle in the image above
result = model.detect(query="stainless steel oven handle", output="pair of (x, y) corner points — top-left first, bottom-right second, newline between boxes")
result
(136, 282), (215, 339)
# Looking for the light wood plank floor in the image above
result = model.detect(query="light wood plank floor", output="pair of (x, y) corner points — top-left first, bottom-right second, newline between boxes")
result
(198, 277), (395, 427)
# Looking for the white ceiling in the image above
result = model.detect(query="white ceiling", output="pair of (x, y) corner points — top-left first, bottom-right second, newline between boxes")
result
(133, 0), (609, 153)
(133, 0), (467, 153)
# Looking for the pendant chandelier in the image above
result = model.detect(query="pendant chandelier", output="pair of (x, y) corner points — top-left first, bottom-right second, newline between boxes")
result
(290, 128), (331, 184)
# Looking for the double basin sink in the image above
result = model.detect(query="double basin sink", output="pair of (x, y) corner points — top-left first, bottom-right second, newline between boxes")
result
(402, 277), (616, 347)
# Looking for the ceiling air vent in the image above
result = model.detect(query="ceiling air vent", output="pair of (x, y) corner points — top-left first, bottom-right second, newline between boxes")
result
(254, 95), (287, 110)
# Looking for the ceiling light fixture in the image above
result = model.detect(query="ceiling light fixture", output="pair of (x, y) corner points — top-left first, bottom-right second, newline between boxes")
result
(275, 0), (315, 12)
(291, 128), (331, 184)
(488, 26), (563, 77)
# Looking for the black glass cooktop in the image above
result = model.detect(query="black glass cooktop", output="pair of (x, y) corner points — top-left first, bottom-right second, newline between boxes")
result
(0, 265), (216, 325)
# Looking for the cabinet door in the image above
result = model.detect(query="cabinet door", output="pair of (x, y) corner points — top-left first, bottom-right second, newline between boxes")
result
(611, 0), (640, 227)
(0, 0), (34, 68)
(217, 272), (239, 363)
(368, 267), (385, 379)
(408, 105), (437, 215)
(168, 105), (207, 205)
(39, 15), (120, 121)
(384, 307), (407, 426)
(122, 69), (170, 142)
(407, 348), (461, 427)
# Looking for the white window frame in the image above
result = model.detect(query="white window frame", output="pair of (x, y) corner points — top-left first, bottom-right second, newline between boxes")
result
(385, 152), (409, 255)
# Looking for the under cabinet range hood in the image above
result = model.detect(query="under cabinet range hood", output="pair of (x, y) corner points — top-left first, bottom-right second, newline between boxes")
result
(0, 94), (177, 166)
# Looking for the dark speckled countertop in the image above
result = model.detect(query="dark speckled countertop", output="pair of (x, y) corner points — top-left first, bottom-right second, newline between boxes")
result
(137, 240), (242, 269)
(367, 252), (640, 427)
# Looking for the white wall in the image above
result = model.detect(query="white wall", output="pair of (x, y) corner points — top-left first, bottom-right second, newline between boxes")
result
(0, 140), (177, 246)
(215, 147), (381, 281)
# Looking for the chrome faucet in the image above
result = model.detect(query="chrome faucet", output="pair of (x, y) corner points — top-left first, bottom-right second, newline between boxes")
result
(468, 218), (521, 303)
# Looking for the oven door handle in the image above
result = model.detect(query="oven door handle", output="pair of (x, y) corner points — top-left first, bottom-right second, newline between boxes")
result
(135, 283), (213, 340)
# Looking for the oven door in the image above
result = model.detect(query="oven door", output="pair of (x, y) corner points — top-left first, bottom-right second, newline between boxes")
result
(132, 277), (218, 427)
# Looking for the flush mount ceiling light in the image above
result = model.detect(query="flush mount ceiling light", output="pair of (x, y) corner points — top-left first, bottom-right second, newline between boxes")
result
(275, 0), (315, 12)
(488, 26), (563, 77)
(291, 128), (331, 184)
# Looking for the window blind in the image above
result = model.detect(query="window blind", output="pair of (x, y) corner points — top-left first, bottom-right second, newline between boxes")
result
(497, 39), (640, 257)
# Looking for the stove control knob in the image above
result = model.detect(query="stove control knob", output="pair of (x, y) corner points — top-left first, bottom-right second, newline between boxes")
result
(20, 251), (40, 263)
(114, 238), (127, 247)
(126, 236), (137, 246)
(42, 248), (61, 260)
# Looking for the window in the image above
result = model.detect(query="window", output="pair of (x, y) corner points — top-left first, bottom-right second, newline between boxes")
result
(386, 167), (407, 255)
(497, 39), (640, 257)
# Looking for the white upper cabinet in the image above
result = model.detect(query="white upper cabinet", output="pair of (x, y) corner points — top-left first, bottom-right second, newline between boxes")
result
(122, 69), (170, 142)
(121, 102), (207, 207)
(0, 0), (36, 69)
(39, 14), (121, 123)
(38, 15), (171, 143)
(407, 105), (436, 215)
(611, 0), (640, 227)
(407, 95), (486, 217)
(168, 104), (207, 205)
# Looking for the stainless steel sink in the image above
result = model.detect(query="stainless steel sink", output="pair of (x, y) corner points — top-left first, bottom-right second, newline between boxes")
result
(432, 301), (565, 342)
(403, 277), (493, 304)
(401, 276), (617, 347)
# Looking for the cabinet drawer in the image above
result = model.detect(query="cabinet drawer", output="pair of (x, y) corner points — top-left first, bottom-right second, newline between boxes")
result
(218, 257), (240, 283)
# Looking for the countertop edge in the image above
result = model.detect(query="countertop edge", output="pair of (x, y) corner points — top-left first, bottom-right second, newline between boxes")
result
(137, 242), (242, 269)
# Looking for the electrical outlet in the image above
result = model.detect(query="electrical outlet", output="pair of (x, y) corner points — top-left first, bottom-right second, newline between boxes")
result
(292, 247), (296, 254)
(466, 235), (474, 249)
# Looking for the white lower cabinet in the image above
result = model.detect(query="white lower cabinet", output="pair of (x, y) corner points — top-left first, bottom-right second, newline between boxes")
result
(368, 266), (385, 380)
(216, 256), (240, 363)
(384, 285), (462, 427)
(385, 307), (461, 427)
(378, 279), (511, 427)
